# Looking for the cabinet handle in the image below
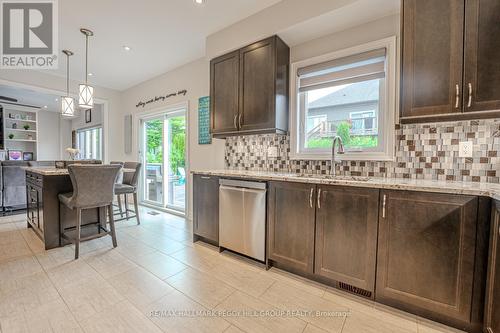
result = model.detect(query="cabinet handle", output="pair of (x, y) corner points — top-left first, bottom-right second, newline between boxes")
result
(455, 84), (460, 108)
(238, 114), (242, 129)
(382, 194), (387, 218)
(233, 114), (238, 129)
(200, 176), (211, 180)
(317, 188), (322, 209)
(467, 83), (473, 108)
(309, 188), (314, 208)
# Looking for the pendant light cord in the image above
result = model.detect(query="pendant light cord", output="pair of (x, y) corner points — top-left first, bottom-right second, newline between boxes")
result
(85, 35), (88, 85)
(66, 53), (70, 96)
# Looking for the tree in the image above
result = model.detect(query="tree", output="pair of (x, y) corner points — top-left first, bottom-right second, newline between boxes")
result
(336, 121), (351, 145)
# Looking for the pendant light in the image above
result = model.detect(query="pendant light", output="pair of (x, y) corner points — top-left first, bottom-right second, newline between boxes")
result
(78, 28), (94, 109)
(61, 50), (75, 117)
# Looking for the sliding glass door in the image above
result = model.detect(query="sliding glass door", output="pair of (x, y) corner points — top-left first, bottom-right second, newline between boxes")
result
(141, 110), (186, 213)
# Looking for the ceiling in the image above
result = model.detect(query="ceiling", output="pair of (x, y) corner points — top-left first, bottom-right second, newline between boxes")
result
(0, 85), (60, 111)
(279, 0), (400, 46)
(44, 0), (282, 91)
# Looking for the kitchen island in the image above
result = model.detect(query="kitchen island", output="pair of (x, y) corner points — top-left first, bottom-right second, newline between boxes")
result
(24, 167), (106, 250)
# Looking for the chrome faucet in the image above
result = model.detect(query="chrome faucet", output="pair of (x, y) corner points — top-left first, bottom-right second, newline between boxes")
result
(331, 136), (345, 176)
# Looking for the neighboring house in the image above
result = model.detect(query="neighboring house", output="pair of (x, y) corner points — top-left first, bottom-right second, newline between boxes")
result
(306, 80), (379, 139)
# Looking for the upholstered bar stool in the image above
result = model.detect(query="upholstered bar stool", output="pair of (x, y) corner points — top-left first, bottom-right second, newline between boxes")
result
(114, 162), (142, 224)
(58, 164), (121, 259)
(110, 161), (125, 217)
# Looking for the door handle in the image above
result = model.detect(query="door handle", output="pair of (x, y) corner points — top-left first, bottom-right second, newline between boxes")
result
(467, 83), (473, 108)
(317, 188), (322, 209)
(233, 114), (238, 129)
(382, 194), (387, 218)
(309, 188), (314, 208)
(238, 114), (242, 129)
(455, 84), (460, 108)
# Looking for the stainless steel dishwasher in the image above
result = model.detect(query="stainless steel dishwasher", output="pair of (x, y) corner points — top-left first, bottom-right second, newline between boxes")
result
(219, 179), (267, 262)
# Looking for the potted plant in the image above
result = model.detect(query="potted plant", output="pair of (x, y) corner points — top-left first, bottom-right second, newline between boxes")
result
(23, 124), (30, 130)
(8, 134), (14, 139)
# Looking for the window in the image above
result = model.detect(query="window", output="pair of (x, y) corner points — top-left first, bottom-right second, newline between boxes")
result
(76, 127), (103, 160)
(290, 37), (396, 161)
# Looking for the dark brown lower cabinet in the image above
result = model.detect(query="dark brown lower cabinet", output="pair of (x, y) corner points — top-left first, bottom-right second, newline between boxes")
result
(485, 200), (500, 333)
(376, 190), (478, 328)
(268, 181), (316, 274)
(193, 175), (219, 245)
(315, 186), (379, 294)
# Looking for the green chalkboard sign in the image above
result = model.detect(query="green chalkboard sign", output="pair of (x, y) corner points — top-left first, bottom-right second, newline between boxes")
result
(198, 96), (211, 144)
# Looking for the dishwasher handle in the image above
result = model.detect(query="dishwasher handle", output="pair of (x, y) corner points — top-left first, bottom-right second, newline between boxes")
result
(220, 185), (266, 194)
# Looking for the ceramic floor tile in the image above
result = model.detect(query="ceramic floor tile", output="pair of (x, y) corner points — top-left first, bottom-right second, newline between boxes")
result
(107, 266), (174, 309)
(417, 318), (466, 333)
(147, 236), (187, 255)
(0, 298), (82, 333)
(224, 325), (247, 333)
(342, 306), (418, 333)
(207, 260), (275, 297)
(145, 289), (231, 333)
(35, 245), (78, 270)
(83, 248), (138, 278)
(259, 281), (347, 333)
(19, 228), (46, 254)
(0, 238), (32, 262)
(322, 287), (375, 314)
(115, 240), (157, 262)
(58, 275), (125, 322)
(0, 255), (43, 282)
(265, 268), (327, 297)
(170, 246), (221, 272)
(215, 291), (307, 333)
(132, 251), (187, 279)
(79, 300), (162, 333)
(47, 259), (102, 288)
(166, 267), (235, 309)
(303, 323), (329, 333)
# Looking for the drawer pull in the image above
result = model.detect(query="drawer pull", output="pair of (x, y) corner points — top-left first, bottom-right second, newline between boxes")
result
(200, 176), (211, 180)
(317, 188), (322, 209)
(309, 188), (314, 208)
(382, 194), (387, 218)
(467, 83), (473, 108)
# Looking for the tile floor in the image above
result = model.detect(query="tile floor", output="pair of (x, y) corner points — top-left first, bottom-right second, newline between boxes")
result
(0, 207), (466, 333)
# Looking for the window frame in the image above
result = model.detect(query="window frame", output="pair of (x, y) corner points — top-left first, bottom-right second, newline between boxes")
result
(76, 126), (103, 160)
(290, 37), (398, 161)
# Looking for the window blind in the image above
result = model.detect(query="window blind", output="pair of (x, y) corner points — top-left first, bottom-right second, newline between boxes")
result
(297, 48), (386, 92)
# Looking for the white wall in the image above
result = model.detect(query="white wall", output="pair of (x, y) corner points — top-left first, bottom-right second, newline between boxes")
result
(120, 58), (225, 219)
(37, 110), (61, 160)
(71, 105), (103, 131)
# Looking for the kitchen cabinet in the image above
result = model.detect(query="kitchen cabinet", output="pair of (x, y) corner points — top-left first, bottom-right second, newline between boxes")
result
(400, 0), (500, 122)
(485, 200), (500, 333)
(315, 186), (379, 294)
(193, 174), (219, 245)
(376, 190), (478, 327)
(464, 0), (500, 113)
(268, 181), (316, 274)
(210, 51), (239, 135)
(210, 35), (289, 137)
(26, 175), (44, 239)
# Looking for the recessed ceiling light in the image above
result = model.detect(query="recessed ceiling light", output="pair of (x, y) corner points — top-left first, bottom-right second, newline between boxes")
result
(194, 0), (205, 4)
(55, 98), (58, 102)
(88, 72), (93, 76)
(123, 46), (131, 51)
(43, 105), (48, 109)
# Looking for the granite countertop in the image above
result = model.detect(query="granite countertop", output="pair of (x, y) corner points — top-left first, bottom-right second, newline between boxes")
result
(23, 167), (136, 176)
(192, 169), (500, 201)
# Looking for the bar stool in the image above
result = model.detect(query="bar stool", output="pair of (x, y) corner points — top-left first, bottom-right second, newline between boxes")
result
(58, 164), (121, 259)
(110, 161), (125, 217)
(114, 162), (142, 224)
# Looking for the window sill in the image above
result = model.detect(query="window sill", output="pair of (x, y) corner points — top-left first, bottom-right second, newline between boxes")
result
(289, 151), (395, 162)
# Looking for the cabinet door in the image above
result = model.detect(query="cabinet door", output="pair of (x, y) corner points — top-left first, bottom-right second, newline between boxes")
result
(210, 51), (239, 135)
(463, 0), (500, 112)
(268, 181), (316, 273)
(193, 175), (219, 244)
(315, 186), (379, 292)
(239, 37), (276, 132)
(401, 0), (465, 118)
(376, 190), (478, 323)
(485, 200), (500, 333)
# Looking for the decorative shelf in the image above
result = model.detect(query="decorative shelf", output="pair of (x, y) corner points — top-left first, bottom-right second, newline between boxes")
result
(5, 118), (36, 123)
(5, 139), (37, 142)
(5, 128), (37, 133)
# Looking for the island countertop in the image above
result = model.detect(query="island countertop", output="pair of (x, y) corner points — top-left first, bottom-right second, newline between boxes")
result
(192, 169), (500, 201)
(23, 166), (136, 176)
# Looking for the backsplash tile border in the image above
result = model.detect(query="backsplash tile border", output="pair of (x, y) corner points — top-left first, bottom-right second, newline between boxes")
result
(225, 119), (500, 183)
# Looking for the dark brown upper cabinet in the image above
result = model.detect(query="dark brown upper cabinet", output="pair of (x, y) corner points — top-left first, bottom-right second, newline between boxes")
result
(376, 190), (478, 329)
(267, 181), (316, 274)
(401, 0), (500, 123)
(210, 36), (290, 138)
(193, 174), (219, 245)
(464, 0), (500, 113)
(315, 185), (379, 294)
(485, 200), (500, 333)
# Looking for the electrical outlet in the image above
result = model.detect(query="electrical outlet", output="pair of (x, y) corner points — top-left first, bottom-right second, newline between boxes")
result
(268, 147), (278, 158)
(459, 141), (473, 158)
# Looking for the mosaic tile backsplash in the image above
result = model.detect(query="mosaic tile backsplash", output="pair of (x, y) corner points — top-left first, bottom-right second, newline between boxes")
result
(224, 119), (500, 183)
